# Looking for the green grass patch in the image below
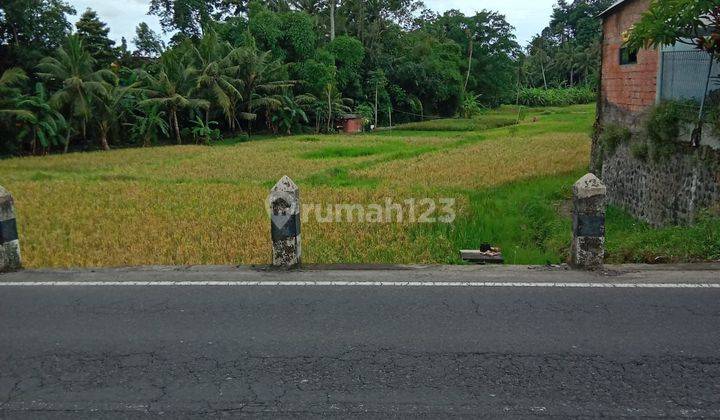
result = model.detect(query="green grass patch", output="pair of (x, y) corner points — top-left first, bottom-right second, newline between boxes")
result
(394, 114), (517, 132)
(605, 209), (720, 263)
(304, 167), (380, 188)
(411, 170), (720, 265)
(410, 173), (577, 264)
(302, 142), (404, 159)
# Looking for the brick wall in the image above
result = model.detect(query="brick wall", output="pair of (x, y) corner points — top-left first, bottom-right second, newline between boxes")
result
(343, 119), (363, 133)
(600, 0), (658, 114)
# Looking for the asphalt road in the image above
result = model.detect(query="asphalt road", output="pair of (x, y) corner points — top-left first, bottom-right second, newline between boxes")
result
(1, 266), (720, 417)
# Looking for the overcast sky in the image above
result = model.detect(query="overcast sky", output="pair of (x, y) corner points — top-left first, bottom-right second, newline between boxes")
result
(66, 0), (556, 48)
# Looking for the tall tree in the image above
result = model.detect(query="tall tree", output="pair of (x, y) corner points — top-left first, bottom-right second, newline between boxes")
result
(133, 22), (166, 58)
(149, 0), (225, 37)
(139, 49), (209, 144)
(521, 0), (613, 88)
(426, 9), (519, 104)
(75, 8), (117, 68)
(0, 0), (76, 71)
(0, 68), (31, 126)
(36, 35), (115, 150)
(236, 47), (293, 128)
(189, 32), (245, 130)
(627, 0), (720, 60)
(329, 0), (336, 40)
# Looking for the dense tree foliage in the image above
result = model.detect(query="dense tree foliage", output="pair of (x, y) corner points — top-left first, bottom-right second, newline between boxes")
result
(627, 0), (720, 61)
(0, 0), (76, 70)
(520, 0), (612, 89)
(134, 22), (166, 58)
(0, 0), (604, 157)
(75, 9), (117, 68)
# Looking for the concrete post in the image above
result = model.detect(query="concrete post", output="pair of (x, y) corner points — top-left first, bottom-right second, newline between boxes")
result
(0, 186), (21, 271)
(572, 173), (606, 269)
(269, 176), (301, 268)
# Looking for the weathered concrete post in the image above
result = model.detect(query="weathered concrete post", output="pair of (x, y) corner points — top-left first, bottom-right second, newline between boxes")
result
(269, 176), (301, 268)
(572, 173), (606, 269)
(0, 186), (21, 271)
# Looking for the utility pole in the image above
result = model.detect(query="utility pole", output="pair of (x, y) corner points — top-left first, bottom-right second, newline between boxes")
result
(388, 106), (392, 128)
(374, 84), (378, 128)
(330, 0), (336, 41)
(464, 29), (474, 94)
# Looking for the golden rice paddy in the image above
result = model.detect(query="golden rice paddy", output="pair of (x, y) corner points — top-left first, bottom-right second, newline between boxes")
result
(0, 105), (596, 268)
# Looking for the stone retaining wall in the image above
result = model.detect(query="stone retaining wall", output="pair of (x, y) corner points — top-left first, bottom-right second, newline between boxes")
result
(599, 142), (720, 226)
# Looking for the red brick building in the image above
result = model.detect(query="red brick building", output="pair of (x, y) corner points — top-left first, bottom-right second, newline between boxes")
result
(340, 115), (364, 134)
(598, 0), (719, 126)
(598, 0), (659, 124)
(594, 0), (720, 227)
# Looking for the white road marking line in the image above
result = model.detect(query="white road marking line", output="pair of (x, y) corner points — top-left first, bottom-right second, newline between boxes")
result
(0, 281), (719, 288)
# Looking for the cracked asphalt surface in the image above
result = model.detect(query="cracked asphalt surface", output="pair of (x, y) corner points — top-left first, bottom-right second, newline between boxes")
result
(1, 266), (720, 417)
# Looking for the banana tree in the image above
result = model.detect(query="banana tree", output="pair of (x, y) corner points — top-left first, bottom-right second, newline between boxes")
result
(130, 105), (170, 147)
(16, 83), (69, 154)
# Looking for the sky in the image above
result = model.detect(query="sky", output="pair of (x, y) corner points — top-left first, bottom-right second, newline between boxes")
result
(66, 0), (557, 48)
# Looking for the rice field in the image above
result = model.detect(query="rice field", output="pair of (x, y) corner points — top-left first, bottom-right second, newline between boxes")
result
(2, 104), (717, 268)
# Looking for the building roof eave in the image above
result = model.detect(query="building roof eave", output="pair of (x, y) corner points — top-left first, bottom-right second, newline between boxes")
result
(598, 0), (630, 18)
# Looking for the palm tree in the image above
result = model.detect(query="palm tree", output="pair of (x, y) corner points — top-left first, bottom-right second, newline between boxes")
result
(96, 81), (140, 150)
(270, 94), (309, 135)
(189, 33), (245, 131)
(140, 50), (209, 144)
(295, 93), (325, 133)
(556, 43), (582, 87)
(236, 48), (294, 130)
(36, 35), (115, 147)
(323, 83), (352, 131)
(576, 43), (600, 85)
(0, 68), (33, 126)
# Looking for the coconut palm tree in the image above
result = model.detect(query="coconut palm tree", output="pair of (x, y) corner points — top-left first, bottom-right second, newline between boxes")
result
(323, 82), (352, 131)
(236, 48), (294, 130)
(555, 43), (583, 87)
(189, 32), (245, 131)
(95, 81), (141, 150)
(139, 50), (209, 144)
(36, 35), (115, 146)
(0, 68), (33, 125)
(270, 94), (309, 135)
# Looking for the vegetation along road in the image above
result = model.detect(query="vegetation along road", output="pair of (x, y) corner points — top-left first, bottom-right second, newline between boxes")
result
(0, 104), (717, 268)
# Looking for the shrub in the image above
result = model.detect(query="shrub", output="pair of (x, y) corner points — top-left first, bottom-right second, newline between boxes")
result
(630, 138), (649, 160)
(460, 94), (482, 118)
(599, 124), (631, 155)
(645, 101), (696, 161)
(516, 87), (596, 107)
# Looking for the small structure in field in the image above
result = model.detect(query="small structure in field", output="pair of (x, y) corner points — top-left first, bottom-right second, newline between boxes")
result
(340, 115), (364, 134)
(460, 244), (504, 264)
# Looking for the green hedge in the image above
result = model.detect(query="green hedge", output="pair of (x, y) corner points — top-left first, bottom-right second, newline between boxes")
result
(517, 87), (596, 107)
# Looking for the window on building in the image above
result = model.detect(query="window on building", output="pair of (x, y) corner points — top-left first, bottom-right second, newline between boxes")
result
(620, 47), (638, 65)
